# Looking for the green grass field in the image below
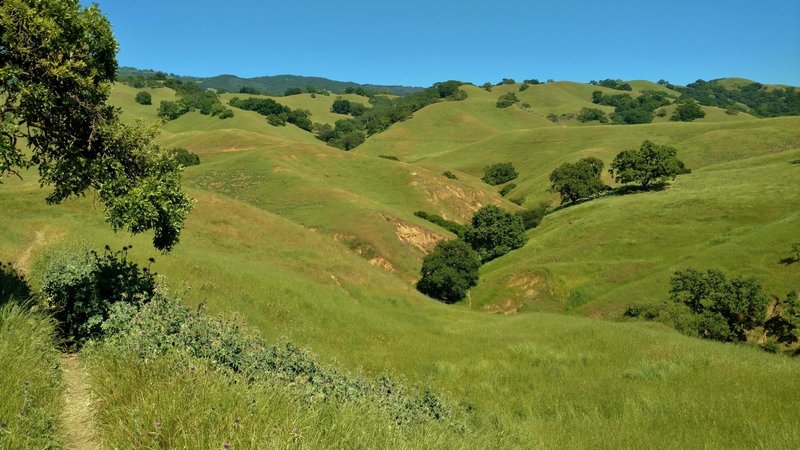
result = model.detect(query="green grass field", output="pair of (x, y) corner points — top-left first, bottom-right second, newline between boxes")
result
(2, 79), (799, 448)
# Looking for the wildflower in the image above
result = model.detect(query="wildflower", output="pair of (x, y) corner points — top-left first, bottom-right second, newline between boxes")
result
(155, 421), (162, 428)
(223, 443), (230, 449)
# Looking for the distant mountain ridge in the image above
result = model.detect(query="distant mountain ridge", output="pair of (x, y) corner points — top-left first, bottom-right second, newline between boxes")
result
(118, 67), (424, 96)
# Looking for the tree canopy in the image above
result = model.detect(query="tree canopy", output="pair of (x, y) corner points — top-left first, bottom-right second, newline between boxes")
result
(0, 0), (194, 251)
(609, 141), (688, 189)
(463, 205), (528, 261)
(417, 240), (481, 303)
(482, 162), (518, 185)
(549, 157), (607, 204)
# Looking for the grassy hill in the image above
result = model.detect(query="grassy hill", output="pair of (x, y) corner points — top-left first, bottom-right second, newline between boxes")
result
(3, 78), (800, 448)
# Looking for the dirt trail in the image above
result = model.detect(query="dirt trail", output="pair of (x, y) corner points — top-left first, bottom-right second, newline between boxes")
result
(60, 354), (102, 450)
(16, 230), (45, 273)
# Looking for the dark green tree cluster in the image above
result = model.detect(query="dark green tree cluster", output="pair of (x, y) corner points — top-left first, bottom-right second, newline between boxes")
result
(496, 92), (520, 108)
(0, 0), (194, 251)
(482, 162), (518, 185)
(463, 205), (528, 262)
(523, 79), (541, 85)
(167, 147), (200, 167)
(577, 107), (609, 123)
(414, 211), (468, 237)
(609, 141), (688, 189)
(675, 79), (800, 117)
(157, 78), (233, 121)
(331, 98), (368, 116)
(316, 82), (467, 150)
(549, 157), (607, 203)
(229, 97), (313, 131)
(135, 91), (152, 105)
(417, 205), (529, 302)
(498, 78), (516, 85)
(589, 79), (632, 91)
(765, 291), (800, 347)
(670, 100), (706, 122)
(592, 90), (671, 124)
(284, 87), (303, 96)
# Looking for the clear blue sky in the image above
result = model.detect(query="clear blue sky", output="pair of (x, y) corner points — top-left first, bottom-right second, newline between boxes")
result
(83, 0), (800, 87)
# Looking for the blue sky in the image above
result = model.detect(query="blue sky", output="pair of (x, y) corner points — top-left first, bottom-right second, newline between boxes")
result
(83, 0), (800, 87)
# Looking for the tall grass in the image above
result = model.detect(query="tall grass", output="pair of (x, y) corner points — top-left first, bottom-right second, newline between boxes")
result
(0, 302), (62, 449)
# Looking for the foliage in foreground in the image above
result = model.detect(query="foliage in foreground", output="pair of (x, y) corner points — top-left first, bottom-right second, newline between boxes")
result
(0, 303), (62, 449)
(417, 240), (481, 303)
(0, 0), (194, 251)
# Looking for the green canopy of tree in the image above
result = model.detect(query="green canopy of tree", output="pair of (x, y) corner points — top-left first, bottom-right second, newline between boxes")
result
(463, 205), (528, 261)
(482, 163), (518, 185)
(0, 0), (194, 251)
(135, 91), (152, 105)
(609, 141), (688, 189)
(671, 100), (706, 122)
(417, 240), (481, 303)
(549, 157), (607, 204)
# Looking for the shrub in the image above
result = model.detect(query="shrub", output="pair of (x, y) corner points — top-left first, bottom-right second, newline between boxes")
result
(498, 183), (517, 197)
(331, 98), (352, 114)
(516, 202), (548, 230)
(414, 211), (467, 237)
(577, 107), (608, 123)
(40, 246), (156, 347)
(442, 171), (458, 180)
(671, 100), (706, 122)
(463, 205), (528, 261)
(482, 162), (518, 185)
(167, 147), (200, 167)
(417, 240), (481, 303)
(496, 92), (519, 108)
(135, 91), (152, 105)
(519, 83), (530, 92)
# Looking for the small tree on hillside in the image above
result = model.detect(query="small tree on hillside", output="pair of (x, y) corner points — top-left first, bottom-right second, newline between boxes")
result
(331, 98), (352, 114)
(135, 91), (152, 105)
(671, 100), (706, 122)
(463, 205), (528, 261)
(417, 240), (481, 303)
(496, 92), (519, 108)
(609, 140), (688, 189)
(482, 162), (518, 185)
(549, 157), (607, 204)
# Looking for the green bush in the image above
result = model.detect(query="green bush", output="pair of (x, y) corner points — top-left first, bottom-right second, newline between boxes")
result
(482, 162), (518, 185)
(498, 183), (517, 197)
(414, 211), (467, 237)
(671, 100), (706, 122)
(40, 246), (156, 347)
(135, 91), (152, 105)
(167, 147), (200, 167)
(417, 240), (481, 303)
(442, 170), (458, 180)
(516, 202), (549, 230)
(463, 205), (528, 261)
(496, 92), (519, 109)
(577, 107), (608, 123)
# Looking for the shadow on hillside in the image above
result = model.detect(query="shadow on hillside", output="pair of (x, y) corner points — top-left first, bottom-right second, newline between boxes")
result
(0, 262), (32, 308)
(779, 257), (798, 266)
(549, 183), (669, 213)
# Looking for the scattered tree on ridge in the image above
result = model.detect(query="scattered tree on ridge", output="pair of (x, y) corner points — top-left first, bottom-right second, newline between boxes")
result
(549, 157), (607, 204)
(671, 100), (706, 122)
(496, 92), (520, 108)
(417, 240), (481, 303)
(463, 205), (528, 262)
(609, 140), (688, 189)
(0, 0), (193, 251)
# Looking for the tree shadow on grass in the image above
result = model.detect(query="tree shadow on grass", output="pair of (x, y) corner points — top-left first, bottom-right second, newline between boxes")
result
(549, 183), (669, 213)
(0, 262), (32, 308)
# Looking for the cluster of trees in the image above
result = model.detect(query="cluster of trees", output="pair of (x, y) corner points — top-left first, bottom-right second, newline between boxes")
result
(417, 206), (528, 302)
(577, 107), (609, 123)
(671, 100), (706, 122)
(0, 0), (193, 251)
(315, 81), (467, 150)
(496, 92), (520, 108)
(592, 90), (672, 124)
(482, 162), (518, 185)
(550, 141), (688, 204)
(589, 79), (633, 91)
(627, 269), (799, 350)
(157, 78), (234, 121)
(675, 79), (800, 117)
(229, 97), (312, 131)
(331, 98), (368, 116)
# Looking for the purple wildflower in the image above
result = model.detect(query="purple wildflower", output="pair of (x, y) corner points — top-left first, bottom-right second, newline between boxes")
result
(223, 443), (231, 449)
(155, 421), (162, 428)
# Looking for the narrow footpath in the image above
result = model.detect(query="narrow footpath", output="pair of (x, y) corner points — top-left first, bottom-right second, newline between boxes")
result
(59, 354), (101, 450)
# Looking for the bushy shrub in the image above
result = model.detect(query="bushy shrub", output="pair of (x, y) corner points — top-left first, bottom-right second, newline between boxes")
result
(516, 202), (548, 230)
(40, 246), (156, 347)
(442, 170), (458, 180)
(519, 83), (530, 92)
(98, 294), (465, 429)
(414, 211), (467, 237)
(482, 162), (518, 185)
(496, 92), (519, 108)
(498, 183), (517, 197)
(167, 147), (200, 167)
(417, 240), (481, 303)
(463, 205), (528, 261)
(135, 91), (152, 105)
